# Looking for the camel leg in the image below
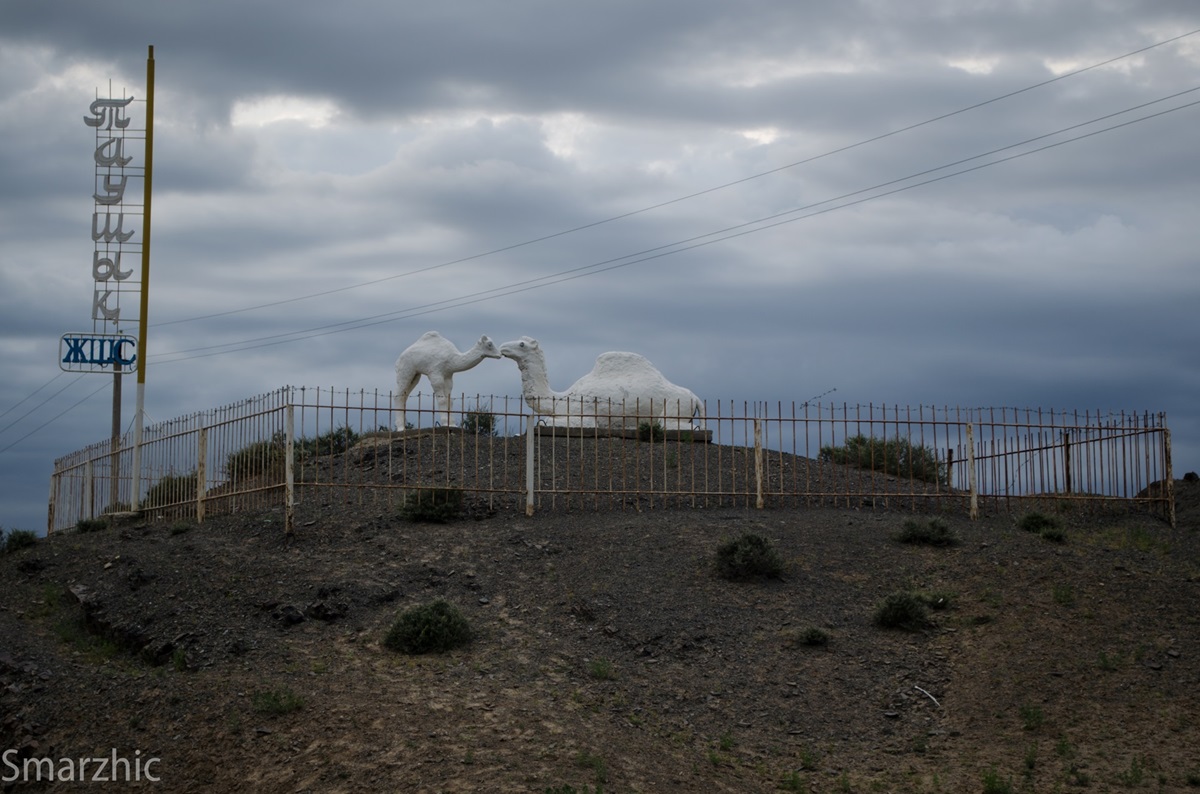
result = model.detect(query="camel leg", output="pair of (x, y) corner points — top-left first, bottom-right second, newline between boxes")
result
(395, 371), (421, 431)
(428, 373), (452, 427)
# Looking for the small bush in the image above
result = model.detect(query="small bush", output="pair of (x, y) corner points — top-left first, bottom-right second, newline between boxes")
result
(714, 533), (784, 580)
(874, 591), (930, 631)
(1019, 703), (1045, 731)
(1018, 512), (1060, 533)
(895, 518), (958, 547)
(75, 517), (108, 534)
(384, 600), (472, 654)
(820, 434), (947, 485)
(226, 436), (286, 480)
(168, 521), (194, 536)
(637, 420), (665, 442)
(982, 768), (1014, 794)
(1040, 527), (1067, 544)
(400, 487), (463, 523)
(919, 590), (954, 611)
(797, 627), (830, 647)
(461, 411), (498, 437)
(2, 527), (37, 554)
(251, 687), (304, 715)
(588, 658), (616, 680)
(143, 472), (199, 509)
(296, 426), (360, 458)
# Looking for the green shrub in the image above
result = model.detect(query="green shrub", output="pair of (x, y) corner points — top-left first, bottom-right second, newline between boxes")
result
(1040, 527), (1067, 544)
(2, 527), (37, 554)
(797, 627), (830, 647)
(874, 591), (930, 631)
(588, 658), (616, 680)
(981, 768), (1013, 794)
(75, 517), (108, 533)
(251, 687), (304, 715)
(400, 487), (463, 523)
(637, 420), (665, 442)
(894, 517), (958, 547)
(714, 533), (784, 580)
(143, 472), (199, 509)
(461, 411), (498, 437)
(296, 426), (359, 458)
(1017, 512), (1060, 533)
(819, 434), (947, 486)
(226, 436), (286, 480)
(384, 600), (472, 654)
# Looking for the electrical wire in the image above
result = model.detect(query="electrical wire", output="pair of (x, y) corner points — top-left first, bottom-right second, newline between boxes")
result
(0, 379), (109, 456)
(147, 90), (1200, 364)
(149, 27), (1200, 329)
(0, 372), (65, 423)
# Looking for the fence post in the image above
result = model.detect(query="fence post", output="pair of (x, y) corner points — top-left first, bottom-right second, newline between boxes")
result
(285, 403), (295, 536)
(47, 472), (57, 535)
(84, 459), (94, 521)
(966, 423), (978, 520)
(753, 417), (764, 509)
(196, 427), (207, 524)
(525, 417), (536, 516)
(1062, 430), (1072, 495)
(1164, 426), (1175, 529)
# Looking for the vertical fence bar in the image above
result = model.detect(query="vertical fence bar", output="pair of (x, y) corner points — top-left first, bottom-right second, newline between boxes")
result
(285, 402), (295, 535)
(966, 422), (978, 520)
(525, 415), (535, 517)
(196, 427), (207, 524)
(753, 417), (764, 509)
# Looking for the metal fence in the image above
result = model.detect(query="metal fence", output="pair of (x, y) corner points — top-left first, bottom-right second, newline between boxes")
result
(48, 386), (1175, 533)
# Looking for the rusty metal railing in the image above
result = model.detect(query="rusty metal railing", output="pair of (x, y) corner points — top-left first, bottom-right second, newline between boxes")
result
(48, 387), (1174, 533)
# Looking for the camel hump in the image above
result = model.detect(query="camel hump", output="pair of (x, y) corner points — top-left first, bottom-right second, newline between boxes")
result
(590, 351), (658, 379)
(418, 331), (444, 342)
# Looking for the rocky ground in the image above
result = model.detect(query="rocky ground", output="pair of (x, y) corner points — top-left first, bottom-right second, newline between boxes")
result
(2, 457), (1199, 792)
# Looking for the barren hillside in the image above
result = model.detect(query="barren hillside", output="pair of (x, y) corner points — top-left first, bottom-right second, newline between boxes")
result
(2, 476), (1199, 792)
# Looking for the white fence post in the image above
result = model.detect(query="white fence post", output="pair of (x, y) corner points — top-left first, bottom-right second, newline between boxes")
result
(197, 427), (207, 524)
(966, 422), (978, 520)
(754, 417), (764, 509)
(84, 460), (94, 521)
(525, 416), (535, 517)
(285, 403), (295, 535)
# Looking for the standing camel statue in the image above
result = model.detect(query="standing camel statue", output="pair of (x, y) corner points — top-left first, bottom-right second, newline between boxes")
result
(498, 336), (705, 429)
(393, 332), (500, 430)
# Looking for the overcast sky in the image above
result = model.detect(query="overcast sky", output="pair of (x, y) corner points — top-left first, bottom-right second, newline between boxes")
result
(2, 1), (1198, 533)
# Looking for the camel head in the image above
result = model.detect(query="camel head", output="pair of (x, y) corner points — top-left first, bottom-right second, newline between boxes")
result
(499, 336), (541, 366)
(477, 335), (502, 359)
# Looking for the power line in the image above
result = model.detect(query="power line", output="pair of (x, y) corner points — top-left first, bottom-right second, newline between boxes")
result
(148, 92), (1200, 364)
(0, 372), (65, 423)
(150, 27), (1200, 329)
(0, 374), (83, 439)
(0, 379), (109, 456)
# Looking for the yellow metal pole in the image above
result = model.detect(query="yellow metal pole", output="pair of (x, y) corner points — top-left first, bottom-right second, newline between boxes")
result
(138, 44), (153, 386)
(131, 45), (154, 511)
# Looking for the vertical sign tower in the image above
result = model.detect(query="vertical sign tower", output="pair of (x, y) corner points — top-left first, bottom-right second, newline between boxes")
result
(62, 46), (154, 512)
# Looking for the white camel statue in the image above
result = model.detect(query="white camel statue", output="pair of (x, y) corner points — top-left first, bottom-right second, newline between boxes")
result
(393, 332), (501, 430)
(498, 336), (705, 430)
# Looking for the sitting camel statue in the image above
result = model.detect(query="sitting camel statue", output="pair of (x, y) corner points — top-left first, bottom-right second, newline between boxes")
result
(498, 336), (704, 430)
(393, 331), (500, 430)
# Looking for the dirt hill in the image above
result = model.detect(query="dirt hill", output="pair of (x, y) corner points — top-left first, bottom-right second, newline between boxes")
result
(2, 478), (1199, 792)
